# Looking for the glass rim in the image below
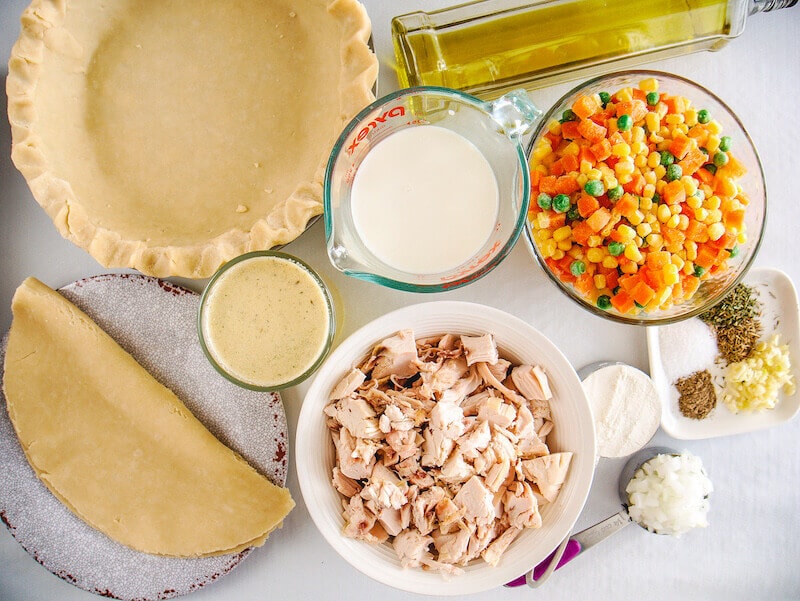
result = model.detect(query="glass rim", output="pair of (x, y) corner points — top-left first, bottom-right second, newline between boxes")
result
(197, 250), (336, 390)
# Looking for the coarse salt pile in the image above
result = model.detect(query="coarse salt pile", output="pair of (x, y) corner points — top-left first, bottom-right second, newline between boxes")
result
(625, 452), (713, 537)
(658, 318), (718, 382)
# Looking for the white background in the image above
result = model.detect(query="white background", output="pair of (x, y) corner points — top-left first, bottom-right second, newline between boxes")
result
(1, 1), (799, 600)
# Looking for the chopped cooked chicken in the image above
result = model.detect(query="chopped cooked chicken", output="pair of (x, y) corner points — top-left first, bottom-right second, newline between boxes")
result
(520, 452), (574, 503)
(482, 526), (522, 567)
(332, 428), (376, 480)
(454, 476), (496, 526)
(326, 330), (573, 576)
(330, 368), (367, 401)
(370, 329), (419, 379)
(511, 364), (553, 401)
(461, 334), (499, 366)
(332, 467), (361, 498)
(326, 396), (381, 439)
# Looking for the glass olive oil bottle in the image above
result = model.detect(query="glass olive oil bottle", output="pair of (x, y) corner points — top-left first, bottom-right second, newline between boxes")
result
(392, 0), (796, 99)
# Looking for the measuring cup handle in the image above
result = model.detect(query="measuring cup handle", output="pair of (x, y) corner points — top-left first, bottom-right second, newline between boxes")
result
(503, 538), (580, 588)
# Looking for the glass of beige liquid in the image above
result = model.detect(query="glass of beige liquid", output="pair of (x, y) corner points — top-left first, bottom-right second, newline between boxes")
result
(198, 251), (335, 391)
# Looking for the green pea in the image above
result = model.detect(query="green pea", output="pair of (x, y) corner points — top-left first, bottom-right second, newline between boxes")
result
(697, 109), (711, 124)
(617, 114), (633, 131)
(537, 192), (553, 210)
(567, 205), (580, 221)
(646, 91), (660, 106)
(607, 185), (624, 201)
(598, 92), (611, 107)
(552, 193), (571, 213)
(560, 109), (577, 123)
(719, 136), (732, 152)
(652, 192), (662, 204)
(704, 163), (718, 175)
(570, 260), (586, 277)
(608, 241), (625, 256)
(584, 179), (605, 197)
(597, 295), (612, 310)
(693, 265), (706, 277)
(713, 151), (729, 167)
(659, 150), (675, 167)
(729, 245), (740, 258)
(666, 163), (683, 182)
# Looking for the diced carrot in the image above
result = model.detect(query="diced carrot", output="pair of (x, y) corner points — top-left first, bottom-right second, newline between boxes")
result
(529, 169), (542, 192)
(578, 145), (596, 167)
(605, 269), (619, 291)
(571, 221), (594, 246)
(682, 274), (701, 296)
(662, 179), (686, 205)
(544, 131), (562, 148)
(714, 175), (738, 197)
(723, 209), (746, 232)
(695, 166), (715, 185)
(560, 120), (581, 140)
(661, 227), (686, 247)
(617, 273), (640, 291)
(613, 193), (639, 219)
(678, 147), (707, 175)
(559, 153), (580, 174)
(663, 94), (686, 115)
(717, 154), (747, 179)
(572, 94), (601, 120)
(585, 206), (612, 232)
(537, 211), (567, 230)
(555, 175), (581, 195)
(590, 138), (612, 162)
(577, 194), (600, 218)
(574, 273), (595, 294)
(549, 159), (565, 177)
(577, 118), (607, 143)
(687, 125), (709, 146)
(668, 134), (694, 160)
(610, 290), (635, 314)
(694, 244), (718, 269)
(622, 173), (645, 195)
(684, 219), (707, 242)
(539, 175), (558, 196)
(614, 99), (648, 123)
(630, 280), (656, 306)
(645, 250), (672, 270)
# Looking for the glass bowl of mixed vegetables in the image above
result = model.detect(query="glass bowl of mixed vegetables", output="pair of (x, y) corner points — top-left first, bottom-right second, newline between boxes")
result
(524, 70), (766, 325)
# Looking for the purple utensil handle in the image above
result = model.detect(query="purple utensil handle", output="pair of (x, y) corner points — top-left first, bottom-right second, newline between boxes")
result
(504, 539), (582, 587)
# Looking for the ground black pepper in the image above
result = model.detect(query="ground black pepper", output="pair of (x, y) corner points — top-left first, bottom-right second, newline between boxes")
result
(675, 369), (717, 419)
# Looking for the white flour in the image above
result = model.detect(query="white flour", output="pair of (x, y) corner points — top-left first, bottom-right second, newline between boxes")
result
(583, 364), (661, 458)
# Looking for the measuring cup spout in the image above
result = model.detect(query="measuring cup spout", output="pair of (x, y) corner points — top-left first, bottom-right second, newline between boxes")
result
(487, 89), (542, 139)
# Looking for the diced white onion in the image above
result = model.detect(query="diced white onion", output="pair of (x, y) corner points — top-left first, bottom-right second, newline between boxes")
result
(625, 452), (713, 537)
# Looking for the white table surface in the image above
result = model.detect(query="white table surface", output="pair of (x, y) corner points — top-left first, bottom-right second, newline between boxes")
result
(1, 2), (799, 600)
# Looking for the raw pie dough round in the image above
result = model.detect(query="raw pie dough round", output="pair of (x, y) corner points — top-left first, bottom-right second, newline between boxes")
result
(6, 0), (377, 278)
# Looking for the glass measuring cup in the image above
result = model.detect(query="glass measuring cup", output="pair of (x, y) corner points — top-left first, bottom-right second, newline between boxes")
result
(323, 86), (541, 292)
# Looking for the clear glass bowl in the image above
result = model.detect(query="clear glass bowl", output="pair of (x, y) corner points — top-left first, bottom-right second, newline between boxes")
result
(523, 70), (766, 325)
(197, 250), (335, 391)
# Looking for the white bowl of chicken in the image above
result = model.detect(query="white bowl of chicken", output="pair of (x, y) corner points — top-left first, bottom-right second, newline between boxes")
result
(296, 301), (596, 595)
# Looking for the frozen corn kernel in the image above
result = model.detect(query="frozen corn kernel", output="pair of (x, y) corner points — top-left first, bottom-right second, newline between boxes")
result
(707, 222), (726, 241)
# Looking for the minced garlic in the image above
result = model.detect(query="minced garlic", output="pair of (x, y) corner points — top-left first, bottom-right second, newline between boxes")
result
(722, 334), (796, 413)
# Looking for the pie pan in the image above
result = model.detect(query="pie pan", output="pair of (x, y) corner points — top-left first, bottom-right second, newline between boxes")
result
(6, 0), (378, 278)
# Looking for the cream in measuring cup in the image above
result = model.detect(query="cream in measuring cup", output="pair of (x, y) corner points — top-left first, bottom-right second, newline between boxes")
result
(324, 86), (542, 292)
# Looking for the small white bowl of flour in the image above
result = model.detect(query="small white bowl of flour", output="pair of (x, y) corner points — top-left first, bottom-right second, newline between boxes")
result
(581, 363), (661, 458)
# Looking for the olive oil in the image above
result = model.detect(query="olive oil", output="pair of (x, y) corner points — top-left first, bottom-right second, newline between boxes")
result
(392, 0), (790, 99)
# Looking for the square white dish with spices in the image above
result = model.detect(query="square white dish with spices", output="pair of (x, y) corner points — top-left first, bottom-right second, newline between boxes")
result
(647, 267), (800, 440)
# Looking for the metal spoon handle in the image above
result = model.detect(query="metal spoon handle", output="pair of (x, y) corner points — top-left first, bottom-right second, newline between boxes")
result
(505, 510), (631, 588)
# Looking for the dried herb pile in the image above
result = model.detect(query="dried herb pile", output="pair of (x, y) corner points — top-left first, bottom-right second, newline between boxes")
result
(700, 283), (762, 364)
(675, 370), (716, 420)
